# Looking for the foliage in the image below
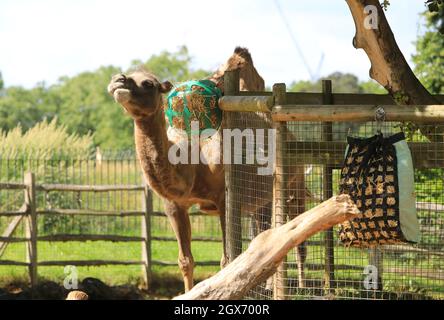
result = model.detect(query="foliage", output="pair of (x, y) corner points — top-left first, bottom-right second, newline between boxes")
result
(288, 72), (386, 94)
(0, 71), (3, 91)
(51, 65), (130, 149)
(425, 0), (444, 23)
(381, 0), (390, 11)
(0, 119), (95, 230)
(129, 46), (210, 83)
(0, 47), (212, 149)
(0, 83), (58, 133)
(0, 118), (93, 160)
(413, 4), (444, 94)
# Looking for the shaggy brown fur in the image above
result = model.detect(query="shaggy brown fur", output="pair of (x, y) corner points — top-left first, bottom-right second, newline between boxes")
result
(210, 47), (265, 92)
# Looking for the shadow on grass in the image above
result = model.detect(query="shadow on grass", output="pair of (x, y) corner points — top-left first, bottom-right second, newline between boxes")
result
(0, 273), (212, 300)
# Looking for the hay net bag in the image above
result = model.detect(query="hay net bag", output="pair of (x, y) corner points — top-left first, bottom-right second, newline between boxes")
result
(338, 132), (420, 247)
(164, 80), (223, 136)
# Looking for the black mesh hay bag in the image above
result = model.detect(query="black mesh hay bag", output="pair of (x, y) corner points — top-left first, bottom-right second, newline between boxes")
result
(338, 132), (420, 248)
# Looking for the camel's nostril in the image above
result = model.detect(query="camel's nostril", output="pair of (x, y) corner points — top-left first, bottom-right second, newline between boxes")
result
(117, 75), (126, 83)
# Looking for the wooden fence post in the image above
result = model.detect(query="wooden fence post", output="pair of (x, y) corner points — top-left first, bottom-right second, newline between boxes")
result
(224, 70), (243, 262)
(322, 80), (335, 291)
(24, 172), (37, 289)
(273, 83), (288, 300)
(141, 179), (152, 290)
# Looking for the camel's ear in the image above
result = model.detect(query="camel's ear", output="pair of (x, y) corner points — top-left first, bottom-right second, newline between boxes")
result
(159, 81), (173, 93)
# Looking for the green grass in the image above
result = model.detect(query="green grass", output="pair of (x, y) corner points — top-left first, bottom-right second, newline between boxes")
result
(0, 239), (222, 287)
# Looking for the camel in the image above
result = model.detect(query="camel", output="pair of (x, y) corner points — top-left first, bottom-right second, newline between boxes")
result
(107, 47), (306, 292)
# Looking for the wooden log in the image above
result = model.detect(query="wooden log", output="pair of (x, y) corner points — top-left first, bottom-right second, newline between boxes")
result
(174, 195), (359, 300)
(269, 92), (443, 107)
(220, 92), (444, 109)
(272, 104), (444, 123)
(219, 96), (273, 112)
(24, 172), (38, 289)
(36, 184), (144, 192)
(272, 83), (289, 299)
(36, 234), (145, 242)
(237, 91), (273, 97)
(322, 80), (335, 291)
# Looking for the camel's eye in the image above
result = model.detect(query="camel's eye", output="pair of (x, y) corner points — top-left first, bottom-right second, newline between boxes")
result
(142, 80), (154, 89)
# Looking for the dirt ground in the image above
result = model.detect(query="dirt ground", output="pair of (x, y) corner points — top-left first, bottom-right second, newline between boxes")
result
(0, 276), (187, 300)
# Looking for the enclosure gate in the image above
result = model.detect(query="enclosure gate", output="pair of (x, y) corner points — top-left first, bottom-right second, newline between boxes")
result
(222, 70), (444, 300)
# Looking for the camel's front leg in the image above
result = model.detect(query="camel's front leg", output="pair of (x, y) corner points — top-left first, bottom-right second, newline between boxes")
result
(216, 199), (228, 269)
(163, 199), (194, 292)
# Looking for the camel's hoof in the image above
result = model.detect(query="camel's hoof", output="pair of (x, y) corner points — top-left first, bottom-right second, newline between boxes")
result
(220, 255), (229, 269)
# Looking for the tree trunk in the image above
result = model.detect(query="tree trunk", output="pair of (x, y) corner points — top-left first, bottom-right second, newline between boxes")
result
(174, 195), (359, 300)
(346, 0), (441, 140)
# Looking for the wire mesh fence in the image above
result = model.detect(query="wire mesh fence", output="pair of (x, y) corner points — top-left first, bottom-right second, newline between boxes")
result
(224, 111), (274, 299)
(0, 149), (222, 286)
(225, 108), (444, 300)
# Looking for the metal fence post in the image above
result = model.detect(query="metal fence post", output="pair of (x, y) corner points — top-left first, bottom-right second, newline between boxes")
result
(24, 172), (37, 289)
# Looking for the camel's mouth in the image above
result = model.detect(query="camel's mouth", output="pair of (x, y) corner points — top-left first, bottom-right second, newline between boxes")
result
(113, 88), (132, 104)
(108, 80), (132, 104)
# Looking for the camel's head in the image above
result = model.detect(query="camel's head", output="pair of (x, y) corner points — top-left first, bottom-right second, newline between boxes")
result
(108, 70), (172, 119)
(213, 47), (265, 92)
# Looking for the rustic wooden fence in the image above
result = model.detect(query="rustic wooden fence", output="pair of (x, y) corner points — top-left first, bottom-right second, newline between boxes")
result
(0, 172), (220, 289)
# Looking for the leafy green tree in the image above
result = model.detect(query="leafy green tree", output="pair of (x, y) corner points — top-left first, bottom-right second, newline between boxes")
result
(288, 72), (385, 94)
(52, 65), (128, 148)
(0, 46), (213, 149)
(0, 71), (4, 91)
(130, 46), (210, 83)
(359, 80), (387, 94)
(413, 4), (444, 94)
(0, 83), (59, 132)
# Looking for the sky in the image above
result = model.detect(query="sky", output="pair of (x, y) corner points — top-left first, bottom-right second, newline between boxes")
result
(0, 0), (429, 89)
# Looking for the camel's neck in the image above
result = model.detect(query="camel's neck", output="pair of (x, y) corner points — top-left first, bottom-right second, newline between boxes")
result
(134, 109), (190, 199)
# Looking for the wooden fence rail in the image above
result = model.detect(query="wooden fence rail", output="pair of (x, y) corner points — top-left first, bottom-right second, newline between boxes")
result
(0, 172), (220, 289)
